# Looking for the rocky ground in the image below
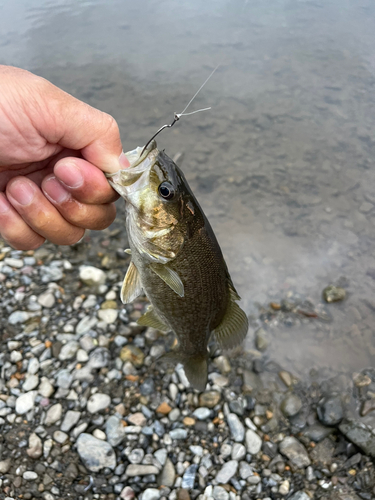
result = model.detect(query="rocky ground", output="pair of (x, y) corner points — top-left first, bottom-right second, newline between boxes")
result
(0, 229), (375, 500)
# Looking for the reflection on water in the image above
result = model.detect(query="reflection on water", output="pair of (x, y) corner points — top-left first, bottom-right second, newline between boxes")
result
(1, 0), (375, 378)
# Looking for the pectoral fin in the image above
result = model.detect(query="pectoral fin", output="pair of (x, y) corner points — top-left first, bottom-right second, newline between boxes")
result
(121, 261), (143, 304)
(150, 263), (184, 297)
(137, 306), (170, 333)
(214, 299), (248, 351)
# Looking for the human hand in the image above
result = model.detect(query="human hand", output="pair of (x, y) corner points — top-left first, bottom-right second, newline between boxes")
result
(0, 65), (129, 250)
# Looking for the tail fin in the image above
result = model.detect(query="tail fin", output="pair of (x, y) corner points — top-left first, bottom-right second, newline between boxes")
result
(159, 351), (208, 392)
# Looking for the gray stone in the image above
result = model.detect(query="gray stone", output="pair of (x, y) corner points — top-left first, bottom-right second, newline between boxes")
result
(0, 458), (11, 473)
(37, 291), (55, 308)
(181, 464), (197, 490)
(339, 419), (375, 457)
(59, 341), (79, 361)
(106, 414), (126, 446)
(255, 328), (269, 351)
(245, 429), (262, 454)
(126, 464), (159, 477)
(289, 493), (311, 500)
(317, 395), (343, 426)
(227, 413), (245, 442)
(53, 430), (68, 443)
(142, 489), (160, 500)
(87, 393), (111, 413)
(16, 391), (37, 414)
(56, 369), (73, 389)
(231, 443), (246, 460)
(239, 461), (253, 479)
(158, 458), (175, 487)
(98, 309), (118, 324)
(23, 374), (39, 392)
(76, 316), (98, 335)
(38, 378), (54, 398)
(128, 448), (144, 464)
(28, 358), (40, 374)
(215, 460), (238, 484)
(190, 445), (204, 457)
(280, 393), (303, 417)
(88, 347), (110, 369)
(154, 449), (168, 466)
(213, 486), (229, 500)
(61, 411), (81, 432)
(76, 433), (116, 471)
(79, 266), (106, 286)
(279, 436), (311, 468)
(9, 311), (30, 324)
(169, 428), (187, 439)
(193, 407), (211, 420)
(27, 433), (42, 459)
(23, 471), (38, 480)
(45, 404), (62, 426)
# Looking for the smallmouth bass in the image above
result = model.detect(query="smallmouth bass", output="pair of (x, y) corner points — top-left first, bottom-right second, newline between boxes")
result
(107, 141), (248, 391)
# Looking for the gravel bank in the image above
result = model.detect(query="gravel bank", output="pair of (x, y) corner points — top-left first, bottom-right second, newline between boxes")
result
(0, 233), (375, 500)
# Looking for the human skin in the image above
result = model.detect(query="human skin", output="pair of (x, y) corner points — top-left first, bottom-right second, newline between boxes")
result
(0, 65), (129, 250)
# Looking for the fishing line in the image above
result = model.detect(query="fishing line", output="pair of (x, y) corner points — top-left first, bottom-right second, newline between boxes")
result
(141, 65), (219, 156)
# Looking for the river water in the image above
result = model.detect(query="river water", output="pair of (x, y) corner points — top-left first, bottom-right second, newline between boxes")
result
(1, 0), (375, 379)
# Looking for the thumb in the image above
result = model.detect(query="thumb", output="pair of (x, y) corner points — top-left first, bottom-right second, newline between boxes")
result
(31, 75), (129, 173)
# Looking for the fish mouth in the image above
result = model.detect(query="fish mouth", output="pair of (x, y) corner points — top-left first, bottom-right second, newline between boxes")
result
(106, 140), (159, 199)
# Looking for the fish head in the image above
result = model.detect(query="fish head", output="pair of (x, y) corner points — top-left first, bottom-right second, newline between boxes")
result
(107, 141), (201, 263)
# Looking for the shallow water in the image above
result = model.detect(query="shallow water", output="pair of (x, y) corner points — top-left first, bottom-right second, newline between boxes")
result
(1, 0), (375, 378)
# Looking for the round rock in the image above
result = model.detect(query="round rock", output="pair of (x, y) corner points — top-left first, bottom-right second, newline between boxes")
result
(280, 393), (303, 417)
(87, 393), (111, 413)
(76, 433), (116, 471)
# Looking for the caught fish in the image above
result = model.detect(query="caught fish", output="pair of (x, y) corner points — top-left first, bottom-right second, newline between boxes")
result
(107, 141), (248, 391)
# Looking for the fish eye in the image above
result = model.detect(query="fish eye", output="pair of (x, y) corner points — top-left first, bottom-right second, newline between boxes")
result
(158, 182), (175, 200)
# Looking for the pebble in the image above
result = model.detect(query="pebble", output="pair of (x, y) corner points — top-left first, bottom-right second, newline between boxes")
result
(317, 395), (343, 426)
(28, 358), (40, 374)
(280, 393), (303, 417)
(213, 485), (229, 500)
(120, 345), (145, 367)
(59, 341), (79, 361)
(98, 308), (118, 324)
(23, 374), (39, 392)
(239, 461), (253, 479)
(142, 489), (161, 500)
(76, 433), (116, 471)
(106, 415), (126, 446)
(279, 479), (290, 495)
(93, 429), (106, 440)
(126, 464), (160, 477)
(8, 310), (30, 324)
(181, 464), (197, 490)
(322, 285), (346, 303)
(227, 413), (245, 442)
(279, 436), (311, 468)
(245, 429), (262, 454)
(158, 458), (176, 487)
(38, 377), (54, 398)
(16, 391), (37, 415)
(255, 327), (269, 351)
(45, 403), (62, 426)
(199, 391), (221, 408)
(231, 443), (246, 460)
(289, 493), (311, 500)
(170, 428), (188, 439)
(0, 459), (11, 474)
(193, 407), (211, 420)
(215, 460), (238, 484)
(26, 433), (43, 459)
(53, 430), (68, 443)
(61, 410), (81, 432)
(23, 471), (38, 481)
(79, 265), (106, 286)
(87, 393), (111, 413)
(37, 290), (55, 308)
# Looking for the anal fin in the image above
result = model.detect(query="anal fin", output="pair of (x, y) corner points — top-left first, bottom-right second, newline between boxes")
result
(214, 299), (248, 351)
(121, 261), (142, 304)
(137, 306), (170, 333)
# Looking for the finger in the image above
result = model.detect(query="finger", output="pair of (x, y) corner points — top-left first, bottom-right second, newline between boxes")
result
(6, 177), (84, 246)
(0, 193), (45, 250)
(42, 175), (117, 230)
(37, 86), (130, 173)
(53, 157), (119, 204)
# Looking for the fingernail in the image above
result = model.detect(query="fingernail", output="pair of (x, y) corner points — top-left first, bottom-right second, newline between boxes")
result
(0, 194), (10, 214)
(43, 176), (70, 203)
(55, 162), (83, 188)
(9, 180), (35, 206)
(119, 152), (130, 169)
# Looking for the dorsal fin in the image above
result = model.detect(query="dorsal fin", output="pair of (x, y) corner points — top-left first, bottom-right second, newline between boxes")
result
(121, 261), (143, 304)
